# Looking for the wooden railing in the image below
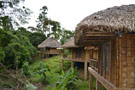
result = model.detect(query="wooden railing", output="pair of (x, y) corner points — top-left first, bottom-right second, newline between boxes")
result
(89, 59), (98, 72)
(89, 67), (135, 90)
(89, 67), (116, 90)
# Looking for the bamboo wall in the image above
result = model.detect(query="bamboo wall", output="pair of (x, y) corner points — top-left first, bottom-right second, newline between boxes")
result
(97, 34), (135, 88)
(118, 34), (135, 88)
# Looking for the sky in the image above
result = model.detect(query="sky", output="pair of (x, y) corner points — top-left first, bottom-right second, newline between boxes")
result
(24, 0), (135, 31)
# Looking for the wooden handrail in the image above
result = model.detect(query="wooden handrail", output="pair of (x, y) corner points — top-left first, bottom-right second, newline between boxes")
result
(90, 65), (98, 71)
(88, 67), (116, 90)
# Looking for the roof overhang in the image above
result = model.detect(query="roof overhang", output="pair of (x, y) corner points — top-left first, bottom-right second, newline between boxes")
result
(75, 31), (118, 46)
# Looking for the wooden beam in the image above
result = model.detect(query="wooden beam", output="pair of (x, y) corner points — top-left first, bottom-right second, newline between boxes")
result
(85, 33), (116, 37)
(88, 67), (116, 90)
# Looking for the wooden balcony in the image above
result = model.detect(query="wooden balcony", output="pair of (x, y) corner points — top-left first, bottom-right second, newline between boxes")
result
(89, 67), (135, 90)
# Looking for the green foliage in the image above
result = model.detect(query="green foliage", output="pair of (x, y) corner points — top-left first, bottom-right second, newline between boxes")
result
(60, 29), (74, 45)
(5, 43), (30, 68)
(35, 62), (50, 84)
(26, 82), (38, 90)
(56, 68), (77, 90)
(36, 6), (48, 34)
(0, 47), (5, 62)
(46, 68), (76, 90)
(28, 32), (46, 47)
(0, 29), (19, 47)
(22, 62), (31, 76)
(17, 35), (37, 57)
(0, 16), (13, 31)
(0, 29), (37, 68)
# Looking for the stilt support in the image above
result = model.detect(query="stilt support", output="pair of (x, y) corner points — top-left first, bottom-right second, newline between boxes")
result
(96, 80), (101, 90)
(90, 73), (94, 90)
(84, 61), (88, 80)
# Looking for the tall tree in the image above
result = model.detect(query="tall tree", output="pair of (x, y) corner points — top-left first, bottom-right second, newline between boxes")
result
(0, 0), (32, 30)
(36, 6), (48, 34)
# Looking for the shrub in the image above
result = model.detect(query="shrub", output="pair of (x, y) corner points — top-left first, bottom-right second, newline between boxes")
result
(22, 61), (31, 76)
(4, 43), (30, 68)
(35, 62), (50, 84)
(0, 47), (5, 62)
(0, 29), (37, 69)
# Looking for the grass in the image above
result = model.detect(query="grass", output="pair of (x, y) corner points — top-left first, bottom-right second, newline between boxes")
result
(73, 79), (89, 90)
(30, 55), (71, 85)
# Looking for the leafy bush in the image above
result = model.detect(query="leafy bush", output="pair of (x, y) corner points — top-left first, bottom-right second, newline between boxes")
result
(0, 29), (37, 68)
(46, 68), (77, 90)
(28, 32), (46, 47)
(17, 35), (37, 58)
(35, 62), (50, 84)
(22, 61), (31, 76)
(0, 47), (5, 62)
(4, 43), (30, 68)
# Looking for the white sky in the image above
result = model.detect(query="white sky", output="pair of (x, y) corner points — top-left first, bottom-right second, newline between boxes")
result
(24, 0), (135, 31)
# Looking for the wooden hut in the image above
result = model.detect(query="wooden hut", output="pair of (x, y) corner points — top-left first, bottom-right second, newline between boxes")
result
(38, 37), (61, 58)
(61, 37), (96, 79)
(75, 4), (135, 90)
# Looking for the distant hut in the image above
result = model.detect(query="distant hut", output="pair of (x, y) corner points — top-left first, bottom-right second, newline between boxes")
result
(38, 37), (61, 58)
(75, 4), (135, 90)
(61, 37), (98, 79)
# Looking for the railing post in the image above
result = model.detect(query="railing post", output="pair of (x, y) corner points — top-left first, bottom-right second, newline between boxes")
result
(90, 73), (94, 90)
(84, 61), (88, 80)
(96, 80), (101, 90)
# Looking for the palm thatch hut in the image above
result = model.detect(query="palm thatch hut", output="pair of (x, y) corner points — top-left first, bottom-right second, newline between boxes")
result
(75, 4), (135, 90)
(38, 37), (61, 58)
(61, 37), (98, 79)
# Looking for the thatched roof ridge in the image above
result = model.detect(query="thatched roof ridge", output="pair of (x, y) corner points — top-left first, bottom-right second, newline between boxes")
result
(76, 4), (135, 33)
(62, 37), (79, 48)
(38, 37), (61, 48)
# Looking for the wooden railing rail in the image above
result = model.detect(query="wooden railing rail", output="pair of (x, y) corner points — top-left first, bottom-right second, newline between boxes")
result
(89, 59), (98, 71)
(88, 67), (116, 90)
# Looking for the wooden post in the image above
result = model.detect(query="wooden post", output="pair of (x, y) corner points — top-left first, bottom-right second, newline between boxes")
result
(89, 73), (93, 90)
(61, 60), (64, 70)
(71, 61), (74, 68)
(84, 61), (88, 80)
(96, 80), (101, 90)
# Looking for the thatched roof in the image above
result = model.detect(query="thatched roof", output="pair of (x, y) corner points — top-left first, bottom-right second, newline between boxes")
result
(62, 37), (79, 48)
(38, 37), (61, 48)
(75, 4), (135, 45)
